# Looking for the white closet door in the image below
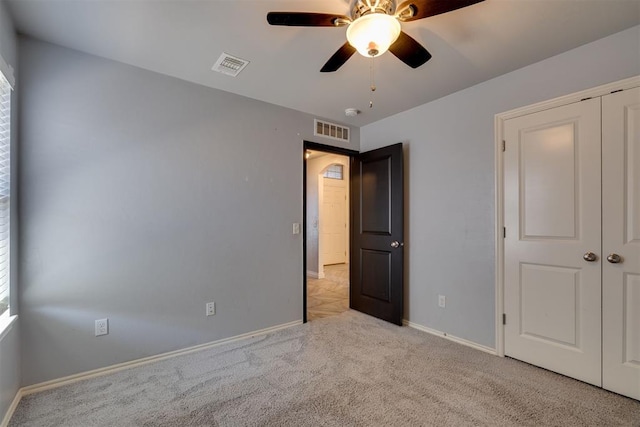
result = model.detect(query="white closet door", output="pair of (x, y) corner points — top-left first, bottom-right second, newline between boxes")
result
(602, 87), (640, 400)
(504, 98), (602, 386)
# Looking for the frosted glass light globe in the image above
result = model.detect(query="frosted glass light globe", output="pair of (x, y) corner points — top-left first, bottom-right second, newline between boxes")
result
(346, 13), (401, 57)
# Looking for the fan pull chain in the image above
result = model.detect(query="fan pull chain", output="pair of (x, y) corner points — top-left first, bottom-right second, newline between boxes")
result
(369, 55), (376, 109)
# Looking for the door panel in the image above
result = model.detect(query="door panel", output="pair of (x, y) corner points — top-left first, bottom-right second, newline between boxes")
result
(623, 274), (640, 363)
(602, 87), (640, 400)
(520, 263), (580, 347)
(504, 98), (602, 386)
(361, 249), (391, 300)
(520, 123), (578, 239)
(351, 143), (403, 325)
(361, 157), (391, 233)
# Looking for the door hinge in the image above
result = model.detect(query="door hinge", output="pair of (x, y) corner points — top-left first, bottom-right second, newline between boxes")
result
(502, 140), (506, 152)
(503, 227), (506, 238)
(502, 313), (506, 325)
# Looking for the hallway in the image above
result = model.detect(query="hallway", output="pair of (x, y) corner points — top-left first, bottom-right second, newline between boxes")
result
(307, 263), (349, 320)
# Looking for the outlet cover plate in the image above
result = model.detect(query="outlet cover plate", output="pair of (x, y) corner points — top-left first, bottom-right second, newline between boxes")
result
(95, 318), (109, 336)
(206, 302), (216, 316)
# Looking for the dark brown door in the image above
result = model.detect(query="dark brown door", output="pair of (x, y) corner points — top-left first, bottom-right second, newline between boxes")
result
(350, 143), (404, 325)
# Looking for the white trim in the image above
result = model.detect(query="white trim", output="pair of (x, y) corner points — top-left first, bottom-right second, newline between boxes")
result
(0, 389), (22, 427)
(493, 75), (640, 357)
(306, 270), (325, 279)
(0, 315), (16, 343)
(0, 55), (14, 88)
(498, 76), (640, 121)
(19, 320), (302, 397)
(494, 112), (505, 357)
(403, 319), (497, 356)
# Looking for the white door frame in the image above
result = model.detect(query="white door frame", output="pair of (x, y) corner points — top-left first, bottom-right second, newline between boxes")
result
(494, 75), (640, 357)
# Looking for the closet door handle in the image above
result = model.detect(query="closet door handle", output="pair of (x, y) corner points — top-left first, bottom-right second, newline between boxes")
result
(583, 252), (597, 262)
(606, 253), (622, 264)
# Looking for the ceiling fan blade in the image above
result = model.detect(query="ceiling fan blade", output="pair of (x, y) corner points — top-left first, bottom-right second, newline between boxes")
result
(320, 42), (357, 73)
(267, 12), (350, 27)
(396, 0), (484, 22)
(389, 31), (432, 69)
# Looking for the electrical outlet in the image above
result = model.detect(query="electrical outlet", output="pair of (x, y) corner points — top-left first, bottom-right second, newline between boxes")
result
(438, 295), (446, 308)
(206, 301), (216, 316)
(95, 318), (108, 336)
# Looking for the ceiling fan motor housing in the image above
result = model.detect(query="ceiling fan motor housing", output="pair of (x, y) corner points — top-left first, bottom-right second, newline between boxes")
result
(351, 0), (396, 19)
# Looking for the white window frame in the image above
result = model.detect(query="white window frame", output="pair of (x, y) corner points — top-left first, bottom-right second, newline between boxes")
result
(0, 54), (15, 337)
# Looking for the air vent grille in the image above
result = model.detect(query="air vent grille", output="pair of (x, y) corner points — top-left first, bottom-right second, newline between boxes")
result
(314, 119), (350, 143)
(212, 53), (249, 77)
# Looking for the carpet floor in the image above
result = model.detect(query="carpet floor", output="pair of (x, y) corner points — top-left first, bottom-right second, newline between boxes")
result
(10, 311), (640, 426)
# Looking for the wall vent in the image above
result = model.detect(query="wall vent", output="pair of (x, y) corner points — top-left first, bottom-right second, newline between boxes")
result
(314, 119), (350, 143)
(212, 53), (249, 77)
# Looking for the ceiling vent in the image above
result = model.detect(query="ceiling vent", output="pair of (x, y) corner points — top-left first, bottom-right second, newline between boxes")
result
(212, 53), (249, 77)
(314, 119), (350, 143)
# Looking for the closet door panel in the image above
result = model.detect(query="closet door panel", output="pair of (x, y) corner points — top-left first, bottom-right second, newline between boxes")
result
(602, 87), (640, 400)
(504, 98), (602, 386)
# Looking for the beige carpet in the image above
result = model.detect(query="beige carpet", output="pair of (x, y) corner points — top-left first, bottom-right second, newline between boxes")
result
(10, 311), (640, 426)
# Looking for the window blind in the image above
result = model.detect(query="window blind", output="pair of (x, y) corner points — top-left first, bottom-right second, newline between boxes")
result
(0, 72), (10, 316)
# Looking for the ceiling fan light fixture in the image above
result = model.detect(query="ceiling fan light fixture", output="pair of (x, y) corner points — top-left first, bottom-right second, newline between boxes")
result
(346, 13), (401, 57)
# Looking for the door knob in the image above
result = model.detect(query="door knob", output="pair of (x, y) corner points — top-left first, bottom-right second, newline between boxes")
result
(606, 253), (622, 264)
(583, 252), (597, 262)
(390, 241), (403, 248)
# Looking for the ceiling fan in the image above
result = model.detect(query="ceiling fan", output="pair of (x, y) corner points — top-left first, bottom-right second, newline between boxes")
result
(267, 0), (484, 72)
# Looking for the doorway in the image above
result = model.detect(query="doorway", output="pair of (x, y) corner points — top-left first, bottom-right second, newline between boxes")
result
(304, 144), (353, 321)
(302, 140), (405, 326)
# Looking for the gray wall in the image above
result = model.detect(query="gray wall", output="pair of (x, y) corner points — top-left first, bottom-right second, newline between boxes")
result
(18, 37), (359, 386)
(361, 25), (640, 349)
(0, 0), (20, 421)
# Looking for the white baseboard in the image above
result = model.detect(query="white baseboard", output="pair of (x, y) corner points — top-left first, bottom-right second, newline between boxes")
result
(1, 389), (23, 427)
(403, 319), (497, 355)
(14, 319), (302, 403)
(306, 270), (325, 279)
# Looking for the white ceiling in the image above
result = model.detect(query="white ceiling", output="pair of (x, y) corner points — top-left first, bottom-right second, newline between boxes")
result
(6, 0), (640, 127)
